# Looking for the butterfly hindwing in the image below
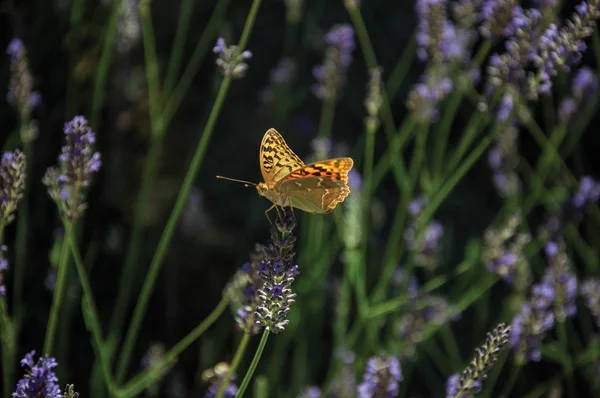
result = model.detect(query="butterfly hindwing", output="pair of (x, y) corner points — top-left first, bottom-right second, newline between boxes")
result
(278, 177), (350, 213)
(260, 128), (305, 187)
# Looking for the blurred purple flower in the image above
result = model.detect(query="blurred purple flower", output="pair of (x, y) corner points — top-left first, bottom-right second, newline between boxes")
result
(1, 150), (27, 225)
(483, 214), (529, 284)
(480, 0), (518, 39)
(581, 278), (600, 326)
(313, 24), (355, 100)
(213, 37), (252, 78)
(298, 386), (321, 398)
(357, 355), (402, 398)
(202, 363), (239, 398)
(0, 246), (7, 296)
(542, 239), (578, 321)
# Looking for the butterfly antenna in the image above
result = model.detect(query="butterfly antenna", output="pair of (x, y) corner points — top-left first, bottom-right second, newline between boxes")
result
(216, 175), (256, 187)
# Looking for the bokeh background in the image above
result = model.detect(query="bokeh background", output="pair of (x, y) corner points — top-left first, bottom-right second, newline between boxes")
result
(1, 0), (600, 397)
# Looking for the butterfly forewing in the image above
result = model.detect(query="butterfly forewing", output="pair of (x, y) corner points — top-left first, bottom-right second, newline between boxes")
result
(279, 158), (354, 185)
(260, 128), (305, 187)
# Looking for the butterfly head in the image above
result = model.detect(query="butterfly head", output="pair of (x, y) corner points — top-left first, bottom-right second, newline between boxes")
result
(256, 182), (269, 197)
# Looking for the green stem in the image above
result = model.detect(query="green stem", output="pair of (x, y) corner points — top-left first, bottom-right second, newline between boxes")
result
(498, 364), (521, 398)
(115, 0), (263, 382)
(216, 333), (252, 398)
(161, 0), (233, 128)
(67, 223), (117, 394)
(0, 225), (14, 398)
(162, 0), (195, 102)
(385, 34), (417, 100)
(318, 97), (336, 137)
(118, 298), (228, 396)
(90, 0), (121, 131)
(43, 223), (73, 355)
(236, 329), (270, 398)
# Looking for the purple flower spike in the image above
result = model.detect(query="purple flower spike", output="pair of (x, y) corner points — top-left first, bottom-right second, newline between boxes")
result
(13, 351), (62, 398)
(357, 355), (402, 398)
(313, 24), (355, 100)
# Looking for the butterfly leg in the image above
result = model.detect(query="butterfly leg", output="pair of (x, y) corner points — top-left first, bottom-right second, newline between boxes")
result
(264, 204), (276, 225)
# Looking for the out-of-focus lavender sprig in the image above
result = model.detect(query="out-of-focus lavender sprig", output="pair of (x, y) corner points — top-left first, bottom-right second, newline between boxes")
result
(213, 38), (253, 79)
(331, 351), (357, 398)
(0, 246), (7, 296)
(365, 67), (383, 132)
(254, 215), (298, 333)
(416, 0), (447, 62)
(542, 238), (578, 322)
(483, 213), (530, 285)
(43, 116), (101, 220)
(313, 24), (355, 100)
(116, 0), (141, 54)
(528, 1), (600, 99)
(581, 278), (600, 326)
(404, 195), (444, 270)
(0, 150), (27, 225)
(259, 57), (297, 104)
(298, 386), (322, 398)
(62, 385), (79, 398)
(13, 351), (62, 398)
(510, 280), (555, 363)
(562, 176), (600, 222)
(480, 0), (519, 39)
(284, 0), (303, 24)
(223, 244), (264, 334)
(202, 362), (239, 398)
(357, 355), (402, 398)
(487, 123), (521, 198)
(446, 324), (511, 397)
(141, 342), (167, 395)
(558, 67), (598, 123)
(6, 38), (41, 143)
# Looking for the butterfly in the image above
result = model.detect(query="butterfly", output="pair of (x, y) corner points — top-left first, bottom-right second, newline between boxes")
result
(217, 128), (354, 220)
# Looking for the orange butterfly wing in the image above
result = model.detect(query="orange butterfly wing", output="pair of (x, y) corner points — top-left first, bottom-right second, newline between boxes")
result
(259, 128), (305, 187)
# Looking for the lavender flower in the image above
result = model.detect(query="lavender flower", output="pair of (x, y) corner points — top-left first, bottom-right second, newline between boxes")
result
(213, 37), (252, 78)
(1, 150), (27, 225)
(0, 246), (7, 295)
(313, 24), (355, 100)
(511, 281), (555, 363)
(480, 0), (518, 39)
(331, 351), (357, 398)
(62, 385), (79, 398)
(6, 38), (41, 141)
(254, 215), (298, 333)
(298, 386), (321, 398)
(116, 0), (141, 54)
(416, 0), (447, 62)
(452, 0), (479, 29)
(141, 343), (167, 395)
(259, 57), (297, 104)
(223, 245), (264, 334)
(581, 278), (600, 326)
(569, 176), (600, 213)
(407, 67), (453, 121)
(488, 123), (520, 198)
(445, 374), (473, 398)
(528, 1), (600, 98)
(357, 355), (402, 398)
(202, 362), (239, 398)
(13, 351), (62, 398)
(404, 195), (444, 270)
(449, 323), (511, 396)
(483, 213), (530, 285)
(365, 67), (383, 132)
(542, 238), (578, 321)
(43, 116), (101, 220)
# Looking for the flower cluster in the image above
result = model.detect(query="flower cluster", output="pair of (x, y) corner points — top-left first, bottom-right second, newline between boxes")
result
(563, 176), (600, 222)
(0, 150), (27, 225)
(404, 195), (444, 270)
(330, 352), (357, 398)
(313, 24), (355, 100)
(416, 0), (447, 62)
(558, 67), (598, 122)
(510, 281), (555, 363)
(447, 323), (512, 397)
(543, 239), (578, 322)
(298, 386), (322, 398)
(529, 1), (600, 98)
(488, 123), (521, 198)
(13, 351), (62, 398)
(141, 342), (167, 395)
(357, 355), (402, 398)
(201, 362), (239, 398)
(483, 213), (530, 285)
(254, 215), (299, 333)
(0, 246), (7, 295)
(223, 244), (264, 334)
(212, 38), (253, 78)
(581, 278), (600, 326)
(43, 116), (101, 220)
(6, 38), (41, 143)
(407, 69), (453, 120)
(116, 0), (141, 54)
(364, 67), (383, 132)
(480, 0), (518, 39)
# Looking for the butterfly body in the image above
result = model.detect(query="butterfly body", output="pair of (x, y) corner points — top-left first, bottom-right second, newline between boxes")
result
(257, 129), (353, 214)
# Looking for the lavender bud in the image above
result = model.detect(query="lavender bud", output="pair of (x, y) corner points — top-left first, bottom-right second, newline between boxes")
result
(213, 37), (252, 79)
(313, 24), (355, 100)
(480, 0), (518, 39)
(0, 150), (27, 225)
(202, 362), (239, 398)
(357, 355), (402, 398)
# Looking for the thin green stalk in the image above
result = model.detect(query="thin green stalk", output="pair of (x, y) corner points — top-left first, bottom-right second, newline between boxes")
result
(162, 0), (195, 102)
(118, 298), (228, 396)
(43, 223), (73, 355)
(115, 0), (263, 381)
(318, 97), (336, 137)
(216, 333), (252, 398)
(385, 34), (417, 100)
(12, 141), (30, 321)
(140, 1), (162, 125)
(0, 225), (14, 398)
(161, 0), (233, 128)
(498, 364), (521, 398)
(90, 0), (121, 130)
(236, 329), (270, 398)
(557, 321), (576, 397)
(67, 223), (117, 394)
